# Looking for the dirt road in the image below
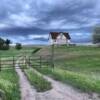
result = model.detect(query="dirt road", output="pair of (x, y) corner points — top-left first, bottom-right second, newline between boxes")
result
(35, 70), (100, 100)
(15, 59), (99, 100)
(15, 63), (36, 100)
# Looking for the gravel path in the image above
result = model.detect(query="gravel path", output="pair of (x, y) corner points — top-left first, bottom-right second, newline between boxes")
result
(15, 58), (99, 100)
(38, 77), (93, 100)
(35, 70), (100, 100)
(15, 63), (36, 100)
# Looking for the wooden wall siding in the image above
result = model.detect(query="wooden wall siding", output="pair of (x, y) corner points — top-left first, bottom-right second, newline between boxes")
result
(49, 32), (71, 45)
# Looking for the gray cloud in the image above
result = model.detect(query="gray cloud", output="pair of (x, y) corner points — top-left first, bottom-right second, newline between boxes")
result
(0, 0), (100, 44)
(0, 0), (99, 29)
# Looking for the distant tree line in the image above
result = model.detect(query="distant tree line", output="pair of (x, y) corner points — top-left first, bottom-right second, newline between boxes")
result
(0, 37), (22, 50)
(0, 38), (11, 50)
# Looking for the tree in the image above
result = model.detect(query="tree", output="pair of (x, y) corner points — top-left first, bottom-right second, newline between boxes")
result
(93, 26), (100, 44)
(0, 38), (11, 50)
(15, 43), (22, 50)
(4, 39), (11, 50)
(0, 38), (5, 49)
(5, 39), (11, 45)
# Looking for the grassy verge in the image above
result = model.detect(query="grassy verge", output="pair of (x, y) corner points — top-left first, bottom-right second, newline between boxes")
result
(35, 67), (100, 93)
(0, 46), (39, 57)
(23, 68), (52, 92)
(35, 45), (100, 94)
(0, 69), (20, 100)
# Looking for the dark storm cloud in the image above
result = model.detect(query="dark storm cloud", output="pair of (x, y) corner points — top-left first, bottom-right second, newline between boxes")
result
(0, 27), (48, 35)
(0, 0), (100, 44)
(33, 38), (48, 41)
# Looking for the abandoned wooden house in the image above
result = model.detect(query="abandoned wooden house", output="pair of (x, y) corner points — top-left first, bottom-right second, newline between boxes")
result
(49, 32), (71, 45)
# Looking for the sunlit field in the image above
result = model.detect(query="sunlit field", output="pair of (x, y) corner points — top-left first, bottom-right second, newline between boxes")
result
(0, 45), (100, 100)
(35, 45), (100, 93)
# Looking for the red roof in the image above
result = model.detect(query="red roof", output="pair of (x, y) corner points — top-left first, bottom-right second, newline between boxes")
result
(50, 32), (71, 40)
(50, 32), (60, 39)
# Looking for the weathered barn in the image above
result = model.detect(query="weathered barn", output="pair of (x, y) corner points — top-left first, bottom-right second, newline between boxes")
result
(49, 32), (71, 45)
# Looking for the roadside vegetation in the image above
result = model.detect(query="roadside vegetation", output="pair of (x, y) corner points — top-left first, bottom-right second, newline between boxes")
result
(23, 68), (52, 92)
(15, 43), (22, 50)
(0, 69), (20, 100)
(35, 67), (100, 93)
(0, 46), (41, 99)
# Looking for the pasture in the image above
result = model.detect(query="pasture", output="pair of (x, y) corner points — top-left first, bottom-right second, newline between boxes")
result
(35, 45), (100, 93)
(0, 45), (100, 100)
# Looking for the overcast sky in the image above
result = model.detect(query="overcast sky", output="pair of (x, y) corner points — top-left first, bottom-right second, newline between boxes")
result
(0, 0), (100, 45)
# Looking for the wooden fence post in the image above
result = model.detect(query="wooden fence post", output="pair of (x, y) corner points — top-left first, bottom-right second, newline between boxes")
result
(25, 56), (26, 67)
(51, 44), (54, 68)
(0, 57), (1, 71)
(48, 55), (51, 67)
(25, 56), (27, 67)
(40, 56), (42, 68)
(13, 56), (15, 68)
(29, 56), (30, 66)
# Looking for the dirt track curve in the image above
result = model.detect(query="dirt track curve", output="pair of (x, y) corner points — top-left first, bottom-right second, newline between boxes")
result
(15, 59), (99, 100)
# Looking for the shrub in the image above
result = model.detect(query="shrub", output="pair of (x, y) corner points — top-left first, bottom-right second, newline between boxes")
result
(0, 38), (10, 50)
(15, 43), (22, 50)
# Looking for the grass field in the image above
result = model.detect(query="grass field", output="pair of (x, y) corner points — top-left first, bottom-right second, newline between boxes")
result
(0, 45), (100, 99)
(0, 46), (37, 57)
(0, 69), (20, 100)
(35, 45), (100, 93)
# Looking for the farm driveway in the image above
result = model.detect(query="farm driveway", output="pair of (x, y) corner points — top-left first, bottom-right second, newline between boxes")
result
(15, 63), (36, 100)
(35, 69), (100, 100)
(15, 58), (99, 100)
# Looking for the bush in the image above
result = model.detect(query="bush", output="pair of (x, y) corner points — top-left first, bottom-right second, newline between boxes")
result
(0, 38), (10, 50)
(15, 43), (22, 50)
(2, 45), (10, 50)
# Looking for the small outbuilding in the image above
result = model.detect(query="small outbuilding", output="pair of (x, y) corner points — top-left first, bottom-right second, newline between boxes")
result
(49, 32), (71, 45)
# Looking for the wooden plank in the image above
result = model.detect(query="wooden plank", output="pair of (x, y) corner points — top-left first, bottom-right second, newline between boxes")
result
(0, 57), (1, 71)
(13, 56), (15, 68)
(1, 59), (13, 62)
(0, 64), (13, 65)
(40, 56), (42, 68)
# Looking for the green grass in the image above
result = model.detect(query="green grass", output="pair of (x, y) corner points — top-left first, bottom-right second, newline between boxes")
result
(35, 67), (100, 93)
(35, 45), (100, 93)
(0, 46), (40, 57)
(23, 68), (52, 92)
(0, 45), (100, 98)
(0, 69), (20, 100)
(56, 55), (100, 73)
(52, 69), (100, 93)
(0, 46), (41, 69)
